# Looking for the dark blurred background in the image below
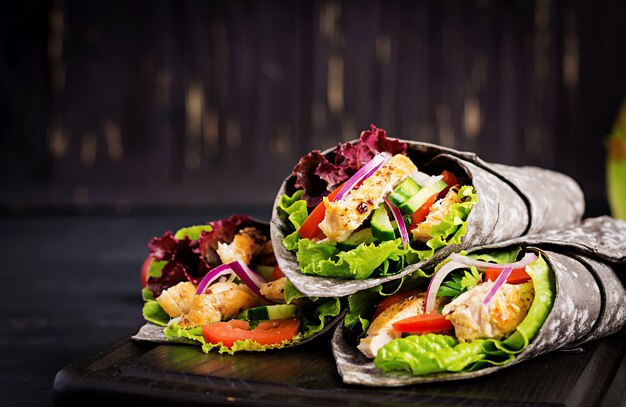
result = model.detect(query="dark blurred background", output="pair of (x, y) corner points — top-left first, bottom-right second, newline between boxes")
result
(1, 0), (625, 218)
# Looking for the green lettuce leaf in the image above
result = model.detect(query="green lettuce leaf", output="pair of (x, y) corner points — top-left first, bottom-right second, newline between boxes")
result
(373, 254), (554, 375)
(173, 225), (214, 240)
(277, 186), (477, 280)
(296, 238), (412, 279)
(142, 299), (170, 326)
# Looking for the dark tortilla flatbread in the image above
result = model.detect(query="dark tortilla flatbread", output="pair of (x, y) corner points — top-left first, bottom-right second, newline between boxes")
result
(271, 140), (585, 297)
(331, 216), (626, 386)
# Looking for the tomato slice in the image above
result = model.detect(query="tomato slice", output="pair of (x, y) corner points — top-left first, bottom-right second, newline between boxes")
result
(484, 267), (531, 284)
(439, 170), (458, 198)
(372, 290), (420, 320)
(392, 313), (454, 333)
(272, 265), (285, 281)
(140, 255), (152, 288)
(298, 182), (346, 239)
(202, 318), (300, 347)
(409, 193), (439, 229)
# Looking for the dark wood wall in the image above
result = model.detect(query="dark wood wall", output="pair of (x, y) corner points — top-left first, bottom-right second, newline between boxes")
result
(1, 0), (625, 216)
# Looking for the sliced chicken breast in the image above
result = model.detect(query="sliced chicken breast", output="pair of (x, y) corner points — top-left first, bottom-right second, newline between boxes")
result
(319, 154), (418, 242)
(442, 281), (534, 343)
(216, 226), (268, 265)
(156, 281), (197, 318)
(179, 281), (260, 328)
(358, 293), (426, 359)
(411, 185), (461, 243)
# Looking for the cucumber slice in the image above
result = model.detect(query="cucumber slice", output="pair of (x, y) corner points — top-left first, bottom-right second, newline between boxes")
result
(388, 177), (422, 207)
(399, 180), (447, 214)
(255, 265), (275, 281)
(341, 228), (378, 248)
(371, 205), (396, 240)
(239, 304), (298, 321)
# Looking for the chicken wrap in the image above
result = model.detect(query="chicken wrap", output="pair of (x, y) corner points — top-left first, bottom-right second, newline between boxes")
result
(133, 215), (343, 354)
(271, 125), (584, 297)
(332, 216), (626, 385)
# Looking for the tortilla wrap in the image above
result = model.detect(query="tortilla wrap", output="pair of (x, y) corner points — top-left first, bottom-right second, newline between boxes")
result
(271, 139), (585, 297)
(331, 216), (626, 386)
(133, 217), (345, 352)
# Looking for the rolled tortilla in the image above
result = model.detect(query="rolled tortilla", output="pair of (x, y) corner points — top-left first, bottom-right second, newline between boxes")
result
(134, 217), (345, 353)
(271, 139), (585, 297)
(331, 216), (626, 386)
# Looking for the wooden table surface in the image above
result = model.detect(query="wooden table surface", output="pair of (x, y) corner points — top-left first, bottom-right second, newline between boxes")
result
(2, 212), (625, 407)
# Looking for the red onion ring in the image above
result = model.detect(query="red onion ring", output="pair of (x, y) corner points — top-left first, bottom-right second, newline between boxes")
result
(384, 197), (409, 245)
(423, 260), (466, 313)
(195, 260), (273, 303)
(334, 152), (391, 201)
(195, 263), (236, 295)
(483, 267), (513, 305)
(448, 252), (537, 271)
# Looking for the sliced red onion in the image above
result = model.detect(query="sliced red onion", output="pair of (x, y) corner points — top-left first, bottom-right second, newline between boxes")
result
(384, 197), (409, 245)
(229, 260), (271, 301)
(423, 260), (467, 313)
(483, 267), (513, 305)
(195, 260), (272, 303)
(195, 263), (236, 295)
(335, 152), (391, 201)
(448, 252), (537, 271)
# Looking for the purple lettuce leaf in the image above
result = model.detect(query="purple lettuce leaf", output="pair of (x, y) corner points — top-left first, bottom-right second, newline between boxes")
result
(291, 124), (407, 209)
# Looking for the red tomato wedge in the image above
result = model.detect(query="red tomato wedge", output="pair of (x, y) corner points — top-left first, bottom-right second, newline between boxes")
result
(372, 290), (420, 320)
(202, 318), (300, 347)
(298, 182), (346, 240)
(408, 170), (459, 230)
(140, 255), (152, 288)
(392, 313), (454, 334)
(484, 267), (531, 284)
(272, 265), (285, 281)
(409, 193), (439, 229)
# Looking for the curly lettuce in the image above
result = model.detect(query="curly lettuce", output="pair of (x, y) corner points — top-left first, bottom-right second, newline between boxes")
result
(278, 185), (477, 280)
(373, 254), (555, 375)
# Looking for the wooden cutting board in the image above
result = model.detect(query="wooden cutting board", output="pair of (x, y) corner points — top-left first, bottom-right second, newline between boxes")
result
(53, 328), (626, 406)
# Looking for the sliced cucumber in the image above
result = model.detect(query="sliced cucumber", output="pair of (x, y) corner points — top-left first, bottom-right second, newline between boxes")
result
(399, 180), (448, 214)
(371, 205), (396, 240)
(388, 177), (422, 207)
(239, 304), (298, 321)
(341, 228), (378, 248)
(255, 265), (275, 281)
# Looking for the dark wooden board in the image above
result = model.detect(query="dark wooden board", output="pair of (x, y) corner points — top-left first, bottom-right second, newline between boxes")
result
(53, 327), (626, 407)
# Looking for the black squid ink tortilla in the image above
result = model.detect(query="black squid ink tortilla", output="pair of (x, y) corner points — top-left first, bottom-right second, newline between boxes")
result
(271, 125), (585, 298)
(132, 215), (344, 354)
(331, 216), (626, 386)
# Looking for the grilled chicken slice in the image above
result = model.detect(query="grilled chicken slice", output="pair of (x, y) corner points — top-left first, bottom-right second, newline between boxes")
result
(178, 281), (260, 328)
(442, 281), (534, 343)
(411, 185), (461, 242)
(358, 293), (427, 359)
(319, 154), (418, 242)
(156, 281), (197, 318)
(259, 277), (288, 304)
(216, 226), (268, 265)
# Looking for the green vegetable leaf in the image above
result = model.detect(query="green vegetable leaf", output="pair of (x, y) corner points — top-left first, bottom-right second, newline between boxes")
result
(173, 225), (214, 240)
(142, 300), (170, 326)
